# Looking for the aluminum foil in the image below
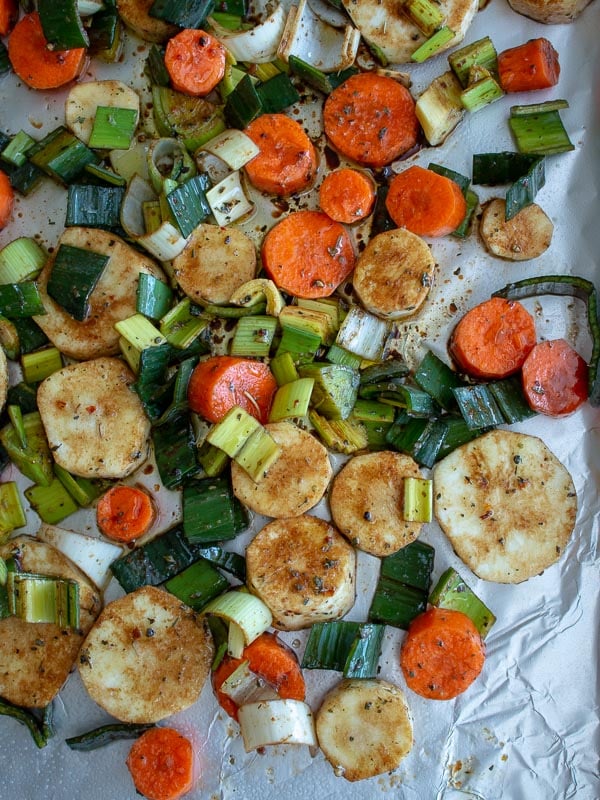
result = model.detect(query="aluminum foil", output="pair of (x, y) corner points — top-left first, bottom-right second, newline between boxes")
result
(0, 1), (599, 798)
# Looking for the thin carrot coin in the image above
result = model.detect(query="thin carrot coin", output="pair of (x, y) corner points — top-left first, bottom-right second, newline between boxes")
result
(319, 167), (376, 224)
(0, 0), (18, 36)
(521, 338), (588, 417)
(96, 485), (156, 542)
(212, 632), (306, 721)
(323, 73), (420, 168)
(449, 296), (537, 379)
(164, 28), (226, 96)
(187, 355), (278, 424)
(385, 165), (467, 237)
(0, 171), (14, 230)
(8, 12), (86, 91)
(244, 114), (318, 197)
(126, 726), (195, 800)
(498, 38), (560, 93)
(400, 607), (486, 700)
(261, 209), (355, 299)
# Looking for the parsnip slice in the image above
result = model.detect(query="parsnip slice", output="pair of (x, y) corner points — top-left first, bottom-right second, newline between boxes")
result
(480, 198), (553, 261)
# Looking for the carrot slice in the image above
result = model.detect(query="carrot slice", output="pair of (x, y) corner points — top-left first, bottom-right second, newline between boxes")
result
(521, 338), (588, 417)
(187, 355), (277, 424)
(164, 28), (226, 96)
(0, 170), (14, 230)
(7, 12), (87, 91)
(385, 165), (467, 237)
(318, 167), (376, 224)
(449, 296), (537, 379)
(0, 0), (18, 36)
(212, 632), (306, 721)
(261, 209), (355, 299)
(126, 727), (195, 800)
(96, 485), (157, 542)
(323, 73), (420, 168)
(244, 114), (318, 197)
(400, 607), (485, 700)
(498, 38), (560, 93)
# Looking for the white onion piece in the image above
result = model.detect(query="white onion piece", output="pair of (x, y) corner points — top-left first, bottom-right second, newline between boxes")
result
(202, 129), (260, 171)
(278, 0), (360, 73)
(238, 700), (318, 752)
(206, 171), (254, 227)
(219, 4), (287, 63)
(36, 524), (123, 590)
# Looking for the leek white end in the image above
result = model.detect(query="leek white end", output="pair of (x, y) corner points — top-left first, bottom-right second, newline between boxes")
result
(238, 699), (318, 752)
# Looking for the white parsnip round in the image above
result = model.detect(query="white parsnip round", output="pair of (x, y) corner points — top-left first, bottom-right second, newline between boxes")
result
(480, 199), (554, 261)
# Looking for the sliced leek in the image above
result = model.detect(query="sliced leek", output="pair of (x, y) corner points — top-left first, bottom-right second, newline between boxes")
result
(205, 590), (273, 653)
(206, 171), (254, 227)
(229, 278), (285, 316)
(219, 4), (287, 63)
(202, 129), (260, 170)
(238, 699), (317, 752)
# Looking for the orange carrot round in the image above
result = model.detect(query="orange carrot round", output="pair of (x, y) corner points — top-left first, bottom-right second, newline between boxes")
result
(400, 607), (486, 700)
(385, 165), (467, 237)
(164, 28), (226, 96)
(449, 296), (537, 379)
(323, 73), (420, 168)
(498, 38), (560, 93)
(212, 632), (306, 721)
(187, 355), (278, 424)
(319, 167), (376, 224)
(96, 485), (156, 542)
(261, 209), (355, 299)
(521, 338), (588, 417)
(0, 0), (18, 36)
(8, 12), (87, 91)
(126, 727), (195, 800)
(244, 114), (318, 197)
(0, 171), (14, 230)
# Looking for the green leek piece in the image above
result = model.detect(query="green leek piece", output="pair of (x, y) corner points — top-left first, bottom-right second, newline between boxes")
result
(280, 305), (335, 344)
(508, 101), (574, 155)
(230, 316), (277, 358)
(0, 237), (46, 285)
(0, 557), (7, 586)
(429, 567), (496, 638)
(288, 55), (358, 95)
(25, 478), (79, 524)
(234, 426), (281, 482)
(53, 464), (101, 507)
(6, 382), (38, 414)
(152, 412), (200, 489)
(195, 546), (245, 582)
(88, 107), (138, 151)
(0, 43), (10, 79)
(365, 383), (439, 418)
(88, 8), (123, 62)
(21, 347), (62, 384)
(8, 571), (80, 628)
(201, 301), (268, 319)
(0, 698), (52, 749)
(1, 131), (35, 168)
(488, 376), (536, 424)
(472, 151), (542, 185)
(183, 477), (249, 543)
(276, 325), (321, 361)
(0, 412), (53, 487)
(115, 314), (166, 352)
(269, 351), (299, 386)
(110, 525), (212, 592)
(448, 36), (498, 88)
(344, 622), (386, 679)
(207, 615), (229, 670)
(360, 358), (410, 386)
(351, 398), (395, 425)
(403, 477), (432, 522)
(452, 383), (505, 430)
(147, 137), (196, 194)
(133, 344), (173, 420)
(197, 440), (230, 477)
(308, 409), (367, 455)
(0, 482), (27, 541)
(29, 127), (98, 185)
(66, 723), (155, 751)
(335, 306), (390, 362)
(427, 162), (470, 193)
(207, 406), (260, 457)
(371, 184), (395, 236)
(164, 558), (229, 610)
(152, 86), (226, 151)
(256, 73), (300, 114)
(38, 0), (89, 48)
(145, 45), (170, 87)
(0, 281), (45, 319)
(250, 60), (283, 83)
(142, 200), (162, 234)
(505, 157), (546, 220)
(166, 175), (212, 238)
(302, 620), (384, 679)
(268, 378), (314, 421)
(7, 405), (26, 448)
(411, 26), (455, 63)
(385, 417), (448, 468)
(224, 75), (264, 129)
(380, 539), (435, 592)
(160, 298), (209, 349)
(460, 69), (504, 112)
(453, 187), (479, 238)
(46, 244), (109, 322)
(136, 272), (174, 321)
(0, 315), (20, 360)
(150, 0), (215, 27)
(435, 415), (486, 460)
(326, 344), (362, 369)
(413, 349), (462, 410)
(211, 11), (245, 29)
(369, 576), (428, 630)
(66, 184), (125, 229)
(298, 363), (359, 420)
(402, 0), (445, 36)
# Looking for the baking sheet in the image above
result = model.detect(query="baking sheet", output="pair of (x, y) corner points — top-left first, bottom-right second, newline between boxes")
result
(0, 1), (599, 798)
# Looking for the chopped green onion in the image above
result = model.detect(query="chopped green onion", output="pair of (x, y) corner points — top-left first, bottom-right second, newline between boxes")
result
(115, 313), (166, 352)
(197, 440), (230, 477)
(326, 344), (362, 369)
(472, 151), (542, 185)
(152, 411), (200, 489)
(207, 406), (260, 458)
(386, 417), (448, 468)
(276, 325), (321, 361)
(488, 376), (536, 423)
(38, 0), (89, 48)
(413, 349), (462, 410)
(288, 55), (358, 95)
(302, 620), (383, 679)
(460, 70), (504, 113)
(224, 74), (263, 129)
(298, 363), (359, 420)
(256, 72), (300, 114)
(269, 352), (299, 386)
(234, 425), (281, 482)
(369, 575), (428, 630)
(308, 409), (367, 454)
(166, 174), (212, 237)
(160, 299), (209, 349)
(380, 539), (435, 592)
